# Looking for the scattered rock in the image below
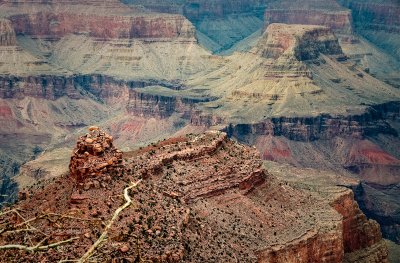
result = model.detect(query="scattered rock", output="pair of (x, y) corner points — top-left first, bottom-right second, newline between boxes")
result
(120, 244), (129, 253)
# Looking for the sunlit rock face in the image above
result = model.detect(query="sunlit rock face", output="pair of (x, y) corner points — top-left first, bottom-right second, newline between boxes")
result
(0, 131), (389, 262)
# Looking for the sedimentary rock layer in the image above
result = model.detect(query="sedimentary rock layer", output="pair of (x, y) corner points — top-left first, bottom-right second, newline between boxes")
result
(0, 131), (388, 262)
(9, 13), (195, 40)
(225, 102), (399, 141)
(264, 0), (353, 34)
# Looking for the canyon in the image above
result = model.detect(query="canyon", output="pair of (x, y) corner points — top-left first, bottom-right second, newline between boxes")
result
(0, 0), (399, 261)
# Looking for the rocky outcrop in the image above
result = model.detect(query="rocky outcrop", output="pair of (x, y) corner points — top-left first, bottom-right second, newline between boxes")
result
(127, 89), (214, 119)
(265, 161), (389, 263)
(9, 13), (196, 41)
(69, 126), (123, 182)
(0, 131), (387, 262)
(339, 0), (400, 32)
(257, 23), (343, 61)
(0, 19), (16, 46)
(264, 1), (353, 34)
(225, 102), (399, 141)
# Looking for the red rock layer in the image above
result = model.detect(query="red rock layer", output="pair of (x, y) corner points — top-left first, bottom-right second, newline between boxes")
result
(332, 191), (383, 253)
(0, 131), (388, 262)
(332, 190), (388, 262)
(69, 127), (123, 182)
(265, 9), (353, 34)
(9, 13), (195, 40)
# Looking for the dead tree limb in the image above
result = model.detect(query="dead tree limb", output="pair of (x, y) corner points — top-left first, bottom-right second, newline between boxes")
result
(0, 237), (79, 252)
(78, 179), (142, 263)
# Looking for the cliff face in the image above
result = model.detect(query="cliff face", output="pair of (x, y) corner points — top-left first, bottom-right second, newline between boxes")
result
(225, 102), (399, 142)
(354, 182), (400, 244)
(332, 191), (383, 253)
(0, 0), (196, 42)
(264, 0), (353, 34)
(9, 13), (196, 40)
(126, 89), (212, 119)
(123, 0), (268, 20)
(182, 0), (265, 20)
(0, 131), (388, 262)
(339, 0), (400, 32)
(258, 23), (343, 61)
(338, 0), (400, 61)
(265, 161), (388, 263)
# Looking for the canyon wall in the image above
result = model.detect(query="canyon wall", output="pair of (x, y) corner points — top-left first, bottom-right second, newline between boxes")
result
(258, 23), (343, 60)
(339, 0), (400, 32)
(338, 0), (400, 61)
(123, 0), (269, 19)
(0, 75), (183, 101)
(264, 2), (353, 35)
(354, 182), (400, 244)
(9, 13), (196, 41)
(265, 10), (353, 34)
(225, 102), (399, 142)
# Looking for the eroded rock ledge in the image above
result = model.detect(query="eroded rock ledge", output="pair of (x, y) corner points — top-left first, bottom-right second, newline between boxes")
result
(0, 130), (388, 262)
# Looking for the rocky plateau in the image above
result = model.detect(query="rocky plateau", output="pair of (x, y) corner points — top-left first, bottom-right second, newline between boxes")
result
(0, 129), (390, 262)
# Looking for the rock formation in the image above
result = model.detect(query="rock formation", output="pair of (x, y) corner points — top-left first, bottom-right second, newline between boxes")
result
(339, 0), (400, 61)
(264, 0), (353, 35)
(0, 131), (388, 262)
(257, 23), (343, 60)
(69, 126), (123, 182)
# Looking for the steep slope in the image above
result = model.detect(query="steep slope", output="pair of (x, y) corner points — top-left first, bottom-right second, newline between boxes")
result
(261, 0), (400, 88)
(123, 0), (269, 53)
(0, 130), (388, 262)
(180, 23), (400, 244)
(264, 0), (353, 35)
(187, 23), (400, 121)
(338, 0), (400, 60)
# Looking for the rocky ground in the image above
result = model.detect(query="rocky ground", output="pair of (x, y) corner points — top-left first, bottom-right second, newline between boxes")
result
(0, 129), (389, 262)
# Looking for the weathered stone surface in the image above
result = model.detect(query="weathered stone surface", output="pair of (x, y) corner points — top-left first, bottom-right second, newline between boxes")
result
(69, 127), (123, 182)
(0, 131), (388, 262)
(9, 13), (195, 41)
(257, 23), (343, 61)
(1, 0), (196, 41)
(264, 0), (353, 34)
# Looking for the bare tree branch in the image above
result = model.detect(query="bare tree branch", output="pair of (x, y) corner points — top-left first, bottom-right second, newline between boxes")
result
(0, 237), (79, 252)
(78, 180), (142, 263)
